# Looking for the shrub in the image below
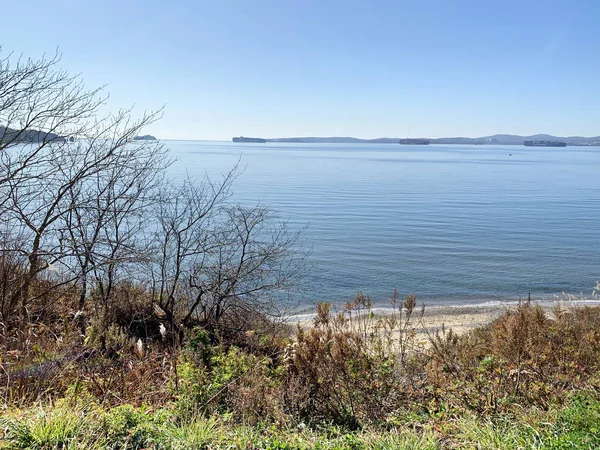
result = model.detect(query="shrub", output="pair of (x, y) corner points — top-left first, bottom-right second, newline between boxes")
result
(427, 303), (600, 414)
(282, 293), (425, 427)
(174, 329), (285, 424)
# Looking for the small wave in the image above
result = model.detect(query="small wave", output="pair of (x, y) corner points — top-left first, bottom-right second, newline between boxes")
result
(286, 296), (600, 322)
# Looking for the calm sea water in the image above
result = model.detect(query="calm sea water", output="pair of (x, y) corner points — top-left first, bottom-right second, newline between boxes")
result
(165, 140), (600, 307)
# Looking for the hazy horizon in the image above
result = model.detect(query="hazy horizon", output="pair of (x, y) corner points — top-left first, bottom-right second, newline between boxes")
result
(2, 1), (599, 140)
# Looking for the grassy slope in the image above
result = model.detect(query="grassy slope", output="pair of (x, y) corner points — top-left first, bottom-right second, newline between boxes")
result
(1, 393), (600, 449)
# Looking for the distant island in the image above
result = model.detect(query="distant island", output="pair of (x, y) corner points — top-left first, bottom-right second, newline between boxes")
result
(232, 134), (600, 146)
(232, 136), (267, 143)
(133, 135), (157, 141)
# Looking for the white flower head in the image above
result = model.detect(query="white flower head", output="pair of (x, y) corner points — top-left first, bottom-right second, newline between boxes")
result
(135, 338), (144, 357)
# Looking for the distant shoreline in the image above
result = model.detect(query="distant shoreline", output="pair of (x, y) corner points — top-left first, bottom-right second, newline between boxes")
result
(229, 134), (600, 146)
(160, 138), (600, 147)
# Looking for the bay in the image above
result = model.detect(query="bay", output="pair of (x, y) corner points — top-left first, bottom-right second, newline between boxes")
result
(165, 140), (600, 307)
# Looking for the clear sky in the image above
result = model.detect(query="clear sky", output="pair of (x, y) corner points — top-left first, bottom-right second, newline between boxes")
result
(1, 0), (599, 140)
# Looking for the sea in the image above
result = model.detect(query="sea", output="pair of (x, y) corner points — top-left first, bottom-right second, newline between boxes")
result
(165, 140), (600, 309)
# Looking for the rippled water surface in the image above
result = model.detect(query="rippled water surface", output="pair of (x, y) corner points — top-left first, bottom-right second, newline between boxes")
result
(165, 140), (600, 306)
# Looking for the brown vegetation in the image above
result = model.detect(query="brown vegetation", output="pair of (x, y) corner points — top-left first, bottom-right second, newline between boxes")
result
(3, 280), (600, 431)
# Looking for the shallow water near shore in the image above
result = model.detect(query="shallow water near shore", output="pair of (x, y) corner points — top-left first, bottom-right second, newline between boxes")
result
(166, 140), (600, 308)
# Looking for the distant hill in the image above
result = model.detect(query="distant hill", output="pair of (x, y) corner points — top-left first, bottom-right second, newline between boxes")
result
(472, 134), (600, 146)
(262, 134), (600, 146)
(0, 126), (64, 144)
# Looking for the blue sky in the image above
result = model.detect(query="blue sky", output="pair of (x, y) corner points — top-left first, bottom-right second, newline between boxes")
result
(1, 0), (599, 139)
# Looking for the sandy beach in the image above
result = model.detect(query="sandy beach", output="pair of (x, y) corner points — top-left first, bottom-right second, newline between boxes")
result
(415, 299), (600, 335)
(290, 299), (600, 339)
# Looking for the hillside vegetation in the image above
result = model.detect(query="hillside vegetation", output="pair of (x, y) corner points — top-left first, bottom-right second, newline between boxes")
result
(3, 287), (600, 448)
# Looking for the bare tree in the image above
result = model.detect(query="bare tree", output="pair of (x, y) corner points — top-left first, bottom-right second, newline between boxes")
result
(0, 46), (307, 342)
(185, 204), (304, 332)
(61, 136), (168, 334)
(151, 173), (236, 334)
(152, 173), (306, 341)
(1, 111), (165, 326)
(0, 48), (165, 328)
(0, 49), (104, 191)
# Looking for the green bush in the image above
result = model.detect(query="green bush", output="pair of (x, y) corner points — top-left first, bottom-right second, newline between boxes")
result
(174, 336), (284, 423)
(546, 392), (600, 449)
(100, 404), (170, 450)
(427, 304), (600, 415)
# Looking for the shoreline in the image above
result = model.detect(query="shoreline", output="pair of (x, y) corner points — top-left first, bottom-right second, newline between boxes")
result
(288, 298), (600, 336)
